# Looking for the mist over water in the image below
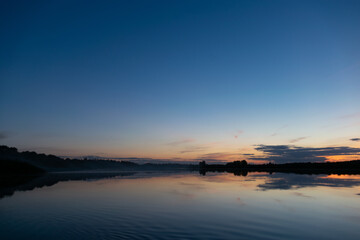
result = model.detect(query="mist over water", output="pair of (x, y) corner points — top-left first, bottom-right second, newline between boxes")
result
(1, 172), (360, 240)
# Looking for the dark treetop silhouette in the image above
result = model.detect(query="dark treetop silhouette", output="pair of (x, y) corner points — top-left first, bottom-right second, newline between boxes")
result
(199, 159), (360, 175)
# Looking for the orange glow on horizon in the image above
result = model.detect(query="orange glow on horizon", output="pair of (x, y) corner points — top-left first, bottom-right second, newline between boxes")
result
(325, 155), (360, 162)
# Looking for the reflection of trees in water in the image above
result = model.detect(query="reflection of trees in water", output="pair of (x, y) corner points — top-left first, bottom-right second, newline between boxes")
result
(199, 169), (360, 191)
(0, 171), (195, 199)
(0, 172), (136, 199)
(199, 169), (248, 176)
(3, 171), (360, 199)
(257, 173), (360, 191)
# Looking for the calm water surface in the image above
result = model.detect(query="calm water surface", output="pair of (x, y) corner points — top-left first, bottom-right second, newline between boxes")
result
(1, 172), (360, 240)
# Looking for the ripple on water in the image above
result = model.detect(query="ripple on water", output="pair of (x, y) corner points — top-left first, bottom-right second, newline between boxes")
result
(2, 173), (360, 240)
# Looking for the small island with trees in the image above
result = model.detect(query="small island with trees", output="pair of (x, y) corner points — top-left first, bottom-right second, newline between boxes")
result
(199, 159), (360, 175)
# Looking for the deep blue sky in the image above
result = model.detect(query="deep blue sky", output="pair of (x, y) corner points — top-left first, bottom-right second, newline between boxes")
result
(1, 0), (359, 161)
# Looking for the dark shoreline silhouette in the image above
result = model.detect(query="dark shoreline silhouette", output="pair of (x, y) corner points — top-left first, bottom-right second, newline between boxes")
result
(199, 160), (360, 175)
(0, 145), (197, 173)
(1, 145), (360, 176)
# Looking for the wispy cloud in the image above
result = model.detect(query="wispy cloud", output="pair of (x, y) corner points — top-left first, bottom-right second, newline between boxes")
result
(197, 152), (244, 162)
(0, 131), (8, 140)
(339, 112), (360, 119)
(338, 112), (360, 129)
(270, 125), (288, 137)
(289, 136), (308, 143)
(179, 145), (209, 154)
(350, 138), (360, 142)
(250, 144), (360, 164)
(166, 138), (195, 146)
(234, 130), (244, 139)
(178, 141), (221, 154)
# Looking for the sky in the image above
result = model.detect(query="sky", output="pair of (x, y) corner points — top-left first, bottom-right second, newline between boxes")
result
(1, 0), (360, 163)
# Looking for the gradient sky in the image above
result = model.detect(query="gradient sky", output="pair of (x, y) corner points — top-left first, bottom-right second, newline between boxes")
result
(1, 0), (359, 163)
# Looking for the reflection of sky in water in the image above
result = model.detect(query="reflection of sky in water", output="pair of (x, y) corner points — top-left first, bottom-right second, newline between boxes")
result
(1, 172), (360, 240)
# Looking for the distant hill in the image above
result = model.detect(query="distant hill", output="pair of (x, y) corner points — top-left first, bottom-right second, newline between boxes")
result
(0, 145), (196, 173)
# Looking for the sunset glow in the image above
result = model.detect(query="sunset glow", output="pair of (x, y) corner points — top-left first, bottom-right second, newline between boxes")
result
(0, 0), (359, 163)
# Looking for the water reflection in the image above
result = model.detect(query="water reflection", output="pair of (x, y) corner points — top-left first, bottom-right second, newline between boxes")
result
(2, 171), (360, 200)
(0, 172), (136, 199)
(1, 172), (360, 239)
(0, 171), (201, 199)
(257, 173), (360, 190)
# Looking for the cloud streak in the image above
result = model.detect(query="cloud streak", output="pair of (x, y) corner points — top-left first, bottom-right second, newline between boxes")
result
(250, 145), (360, 164)
(199, 152), (240, 159)
(166, 138), (195, 146)
(179, 145), (209, 154)
(339, 112), (360, 119)
(0, 131), (8, 140)
(350, 138), (360, 142)
(234, 130), (244, 139)
(270, 125), (288, 137)
(289, 137), (308, 143)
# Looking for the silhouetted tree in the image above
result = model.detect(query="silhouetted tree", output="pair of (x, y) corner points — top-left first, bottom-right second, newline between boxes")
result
(240, 160), (247, 167)
(199, 161), (206, 169)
